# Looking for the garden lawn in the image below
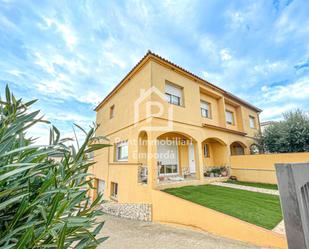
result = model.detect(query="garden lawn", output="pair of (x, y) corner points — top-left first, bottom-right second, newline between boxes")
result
(163, 185), (282, 230)
(226, 180), (278, 190)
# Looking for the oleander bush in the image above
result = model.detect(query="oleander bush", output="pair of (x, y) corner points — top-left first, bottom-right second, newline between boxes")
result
(0, 86), (109, 248)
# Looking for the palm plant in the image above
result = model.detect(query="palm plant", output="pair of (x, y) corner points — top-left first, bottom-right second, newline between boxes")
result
(0, 86), (109, 248)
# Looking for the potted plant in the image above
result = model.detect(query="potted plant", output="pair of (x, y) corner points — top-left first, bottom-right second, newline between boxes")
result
(211, 168), (221, 177)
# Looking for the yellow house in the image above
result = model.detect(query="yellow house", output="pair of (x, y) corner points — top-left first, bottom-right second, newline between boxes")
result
(92, 51), (261, 204)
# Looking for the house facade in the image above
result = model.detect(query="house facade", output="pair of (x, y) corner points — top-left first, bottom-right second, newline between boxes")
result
(92, 51), (261, 204)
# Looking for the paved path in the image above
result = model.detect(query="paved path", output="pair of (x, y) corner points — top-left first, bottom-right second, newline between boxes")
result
(211, 182), (279, 196)
(272, 220), (286, 235)
(98, 215), (258, 249)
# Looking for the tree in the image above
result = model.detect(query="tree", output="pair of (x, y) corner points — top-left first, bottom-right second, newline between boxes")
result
(0, 86), (109, 248)
(259, 109), (309, 153)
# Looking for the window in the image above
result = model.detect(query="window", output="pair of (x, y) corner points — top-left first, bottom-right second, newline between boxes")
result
(249, 116), (256, 128)
(110, 105), (115, 119)
(203, 144), (210, 157)
(201, 101), (211, 118)
(111, 182), (118, 199)
(230, 143), (245, 155)
(165, 83), (183, 106)
(159, 164), (178, 174)
(115, 141), (128, 161)
(226, 110), (234, 125)
(97, 179), (105, 196)
(157, 141), (179, 175)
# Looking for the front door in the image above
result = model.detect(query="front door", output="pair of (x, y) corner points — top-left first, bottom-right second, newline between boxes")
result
(189, 143), (196, 173)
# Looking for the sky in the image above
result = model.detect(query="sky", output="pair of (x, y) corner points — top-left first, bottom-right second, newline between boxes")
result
(0, 0), (309, 144)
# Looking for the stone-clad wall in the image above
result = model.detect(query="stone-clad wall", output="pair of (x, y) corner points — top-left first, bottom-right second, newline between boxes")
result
(101, 202), (152, 221)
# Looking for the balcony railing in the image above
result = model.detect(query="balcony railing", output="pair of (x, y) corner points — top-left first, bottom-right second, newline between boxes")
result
(138, 166), (148, 184)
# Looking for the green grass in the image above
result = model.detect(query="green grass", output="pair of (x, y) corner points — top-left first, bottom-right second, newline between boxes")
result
(163, 185), (282, 230)
(226, 180), (278, 190)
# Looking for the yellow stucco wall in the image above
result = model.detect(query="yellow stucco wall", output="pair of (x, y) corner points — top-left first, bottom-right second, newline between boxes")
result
(90, 54), (294, 248)
(151, 190), (287, 249)
(95, 62), (152, 136)
(93, 56), (260, 203)
(231, 152), (309, 184)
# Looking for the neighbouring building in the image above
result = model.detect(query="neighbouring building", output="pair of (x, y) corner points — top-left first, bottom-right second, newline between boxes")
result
(260, 121), (276, 133)
(92, 51), (262, 205)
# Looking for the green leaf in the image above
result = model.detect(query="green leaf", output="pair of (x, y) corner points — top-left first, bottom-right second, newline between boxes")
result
(57, 222), (67, 249)
(0, 86), (108, 248)
(15, 226), (34, 249)
(0, 194), (28, 211)
(0, 163), (39, 181)
(5, 84), (11, 103)
(47, 193), (63, 226)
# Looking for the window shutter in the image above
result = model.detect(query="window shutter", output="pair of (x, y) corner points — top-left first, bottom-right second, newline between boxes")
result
(226, 111), (233, 124)
(165, 84), (182, 98)
(200, 101), (209, 109)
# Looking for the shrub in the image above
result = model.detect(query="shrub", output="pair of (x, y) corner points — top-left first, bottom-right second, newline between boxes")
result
(257, 109), (309, 153)
(0, 86), (109, 248)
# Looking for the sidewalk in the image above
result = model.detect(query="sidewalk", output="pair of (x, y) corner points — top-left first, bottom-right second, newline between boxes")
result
(210, 182), (279, 196)
(98, 215), (258, 249)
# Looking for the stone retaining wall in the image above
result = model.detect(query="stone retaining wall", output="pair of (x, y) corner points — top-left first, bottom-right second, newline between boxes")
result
(101, 202), (152, 221)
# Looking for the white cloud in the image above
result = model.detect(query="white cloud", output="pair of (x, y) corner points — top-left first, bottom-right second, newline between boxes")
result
(27, 123), (50, 145)
(79, 91), (102, 106)
(274, 1), (309, 43)
(27, 122), (89, 146)
(260, 103), (298, 121)
(34, 52), (55, 74)
(48, 112), (93, 123)
(36, 74), (73, 96)
(252, 60), (288, 76)
(261, 77), (309, 102)
(0, 12), (18, 30)
(220, 49), (232, 61)
(103, 51), (127, 69)
(1, 0), (309, 133)
(6, 69), (23, 77)
(199, 37), (219, 61)
(228, 11), (245, 28)
(41, 17), (77, 50)
(202, 71), (222, 84)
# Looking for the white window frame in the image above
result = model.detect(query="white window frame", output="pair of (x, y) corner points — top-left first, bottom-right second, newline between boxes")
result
(249, 116), (256, 128)
(111, 182), (118, 199)
(115, 141), (128, 161)
(201, 101), (211, 118)
(165, 83), (183, 106)
(226, 110), (234, 125)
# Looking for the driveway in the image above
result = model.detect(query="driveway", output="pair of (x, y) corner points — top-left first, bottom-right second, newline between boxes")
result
(98, 215), (259, 249)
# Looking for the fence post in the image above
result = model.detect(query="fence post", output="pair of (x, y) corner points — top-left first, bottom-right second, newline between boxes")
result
(275, 162), (309, 249)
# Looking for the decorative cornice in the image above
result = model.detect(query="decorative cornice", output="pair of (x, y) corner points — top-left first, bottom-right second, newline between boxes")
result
(202, 123), (247, 136)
